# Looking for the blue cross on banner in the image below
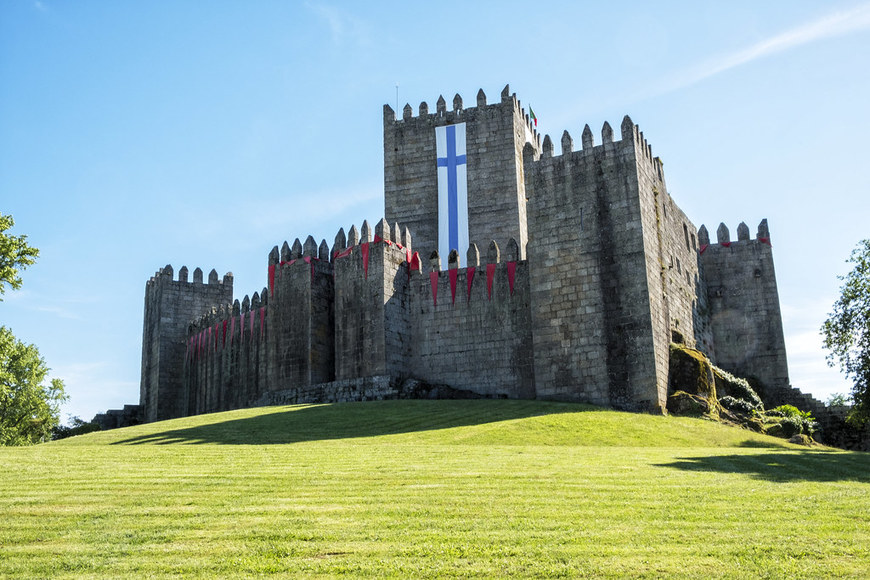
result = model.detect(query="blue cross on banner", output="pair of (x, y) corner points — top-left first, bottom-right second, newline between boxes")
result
(435, 123), (469, 266)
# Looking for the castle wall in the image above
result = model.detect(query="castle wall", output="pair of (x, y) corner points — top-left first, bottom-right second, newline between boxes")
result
(698, 220), (789, 397)
(384, 86), (540, 262)
(525, 120), (665, 411)
(140, 266), (233, 422)
(408, 246), (535, 398)
(185, 289), (267, 416)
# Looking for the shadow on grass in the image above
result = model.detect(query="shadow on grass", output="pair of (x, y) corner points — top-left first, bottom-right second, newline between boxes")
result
(658, 451), (870, 483)
(112, 399), (600, 446)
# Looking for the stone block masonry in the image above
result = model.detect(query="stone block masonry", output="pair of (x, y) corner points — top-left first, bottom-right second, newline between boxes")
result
(117, 84), (798, 426)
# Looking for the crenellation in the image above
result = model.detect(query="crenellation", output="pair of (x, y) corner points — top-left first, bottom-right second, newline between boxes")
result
(542, 135), (554, 158)
(318, 239), (330, 261)
(303, 235), (318, 257)
(698, 225), (710, 246)
(348, 225), (360, 247)
(280, 242), (290, 263)
(360, 220), (372, 243)
(333, 227), (347, 256)
(467, 242), (480, 267)
(737, 222), (750, 241)
(476, 88), (486, 107)
(487, 240), (500, 264)
(453, 93), (462, 112)
(561, 130), (573, 154)
(717, 223), (730, 244)
(436, 95), (446, 115)
(179, 266), (189, 283)
(581, 124), (594, 150)
(291, 239), (302, 259)
(208, 269), (219, 284)
(429, 250), (441, 271)
(602, 121), (613, 143)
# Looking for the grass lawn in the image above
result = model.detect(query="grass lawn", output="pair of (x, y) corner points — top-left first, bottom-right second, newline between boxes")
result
(1, 400), (868, 578)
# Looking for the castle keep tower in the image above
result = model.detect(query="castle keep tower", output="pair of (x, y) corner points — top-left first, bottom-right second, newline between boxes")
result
(384, 85), (540, 264)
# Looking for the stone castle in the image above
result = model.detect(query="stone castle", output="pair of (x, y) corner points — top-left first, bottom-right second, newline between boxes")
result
(103, 84), (794, 425)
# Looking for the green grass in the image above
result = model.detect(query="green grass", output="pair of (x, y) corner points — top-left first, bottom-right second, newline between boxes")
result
(1, 400), (868, 578)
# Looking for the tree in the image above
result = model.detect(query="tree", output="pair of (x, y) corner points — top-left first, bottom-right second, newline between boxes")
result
(0, 213), (65, 444)
(0, 213), (39, 299)
(821, 239), (870, 426)
(0, 326), (67, 445)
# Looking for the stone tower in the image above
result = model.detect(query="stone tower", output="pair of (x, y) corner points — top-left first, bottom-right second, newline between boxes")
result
(140, 265), (233, 422)
(383, 84), (541, 264)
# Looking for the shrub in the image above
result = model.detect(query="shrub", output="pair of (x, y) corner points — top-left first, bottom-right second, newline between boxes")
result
(719, 396), (755, 416)
(779, 416), (804, 438)
(712, 367), (763, 411)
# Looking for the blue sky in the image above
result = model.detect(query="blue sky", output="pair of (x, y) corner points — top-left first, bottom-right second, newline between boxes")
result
(2, 0), (869, 421)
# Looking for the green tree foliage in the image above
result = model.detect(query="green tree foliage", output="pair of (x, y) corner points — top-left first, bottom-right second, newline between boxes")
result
(821, 239), (870, 426)
(0, 326), (67, 445)
(0, 213), (39, 299)
(0, 213), (65, 445)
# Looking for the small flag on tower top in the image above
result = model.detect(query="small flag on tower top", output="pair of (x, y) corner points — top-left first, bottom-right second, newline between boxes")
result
(529, 106), (537, 126)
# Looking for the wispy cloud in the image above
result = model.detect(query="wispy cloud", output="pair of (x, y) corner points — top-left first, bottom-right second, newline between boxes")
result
(654, 3), (870, 96)
(306, 2), (371, 47)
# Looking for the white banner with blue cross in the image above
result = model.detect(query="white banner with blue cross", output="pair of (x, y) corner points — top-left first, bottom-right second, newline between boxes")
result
(435, 123), (469, 266)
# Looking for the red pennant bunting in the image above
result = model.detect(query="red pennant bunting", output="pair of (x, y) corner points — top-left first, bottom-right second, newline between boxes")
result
(721, 242), (732, 248)
(486, 263), (496, 300)
(268, 264), (276, 296)
(758, 237), (771, 246)
(259, 307), (266, 336)
(699, 244), (709, 255)
(333, 247), (353, 260)
(507, 261), (516, 296)
(410, 252), (421, 271)
(361, 242), (370, 278)
(467, 266), (476, 302)
(430, 271), (439, 306)
(448, 269), (458, 305)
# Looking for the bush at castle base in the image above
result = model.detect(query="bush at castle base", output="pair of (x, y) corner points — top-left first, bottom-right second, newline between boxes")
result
(713, 367), (763, 411)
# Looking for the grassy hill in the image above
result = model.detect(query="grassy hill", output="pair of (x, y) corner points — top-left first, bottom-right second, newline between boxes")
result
(1, 400), (868, 577)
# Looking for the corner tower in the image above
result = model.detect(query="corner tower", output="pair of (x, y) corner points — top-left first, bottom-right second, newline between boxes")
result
(140, 265), (233, 422)
(384, 84), (540, 264)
